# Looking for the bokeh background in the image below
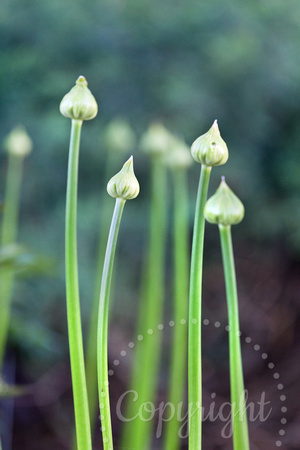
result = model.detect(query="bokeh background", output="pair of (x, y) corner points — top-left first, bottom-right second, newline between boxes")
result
(0, 0), (300, 448)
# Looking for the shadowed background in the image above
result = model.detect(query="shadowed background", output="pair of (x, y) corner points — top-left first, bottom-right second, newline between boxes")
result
(0, 0), (299, 448)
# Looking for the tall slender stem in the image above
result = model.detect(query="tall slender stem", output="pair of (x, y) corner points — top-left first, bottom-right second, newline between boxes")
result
(65, 119), (92, 450)
(121, 157), (167, 449)
(85, 150), (116, 434)
(0, 152), (24, 372)
(188, 164), (212, 449)
(219, 225), (249, 450)
(97, 197), (125, 450)
(164, 168), (189, 449)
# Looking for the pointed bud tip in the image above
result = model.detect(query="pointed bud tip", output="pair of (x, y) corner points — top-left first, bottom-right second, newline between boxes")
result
(76, 75), (88, 86)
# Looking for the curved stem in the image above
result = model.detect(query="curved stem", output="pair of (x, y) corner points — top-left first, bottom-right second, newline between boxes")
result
(219, 225), (249, 450)
(65, 119), (92, 450)
(85, 150), (116, 435)
(97, 197), (126, 450)
(164, 168), (189, 449)
(0, 152), (24, 372)
(188, 164), (211, 449)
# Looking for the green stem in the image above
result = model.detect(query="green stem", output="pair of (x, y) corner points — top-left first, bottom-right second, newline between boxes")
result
(121, 157), (167, 449)
(97, 197), (126, 450)
(65, 119), (91, 450)
(219, 225), (249, 450)
(188, 164), (211, 449)
(84, 150), (116, 437)
(164, 168), (189, 449)
(0, 152), (24, 372)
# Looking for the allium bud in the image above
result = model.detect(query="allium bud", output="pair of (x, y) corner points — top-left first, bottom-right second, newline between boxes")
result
(204, 177), (244, 226)
(191, 120), (228, 167)
(4, 125), (32, 158)
(140, 123), (173, 157)
(107, 156), (140, 200)
(103, 118), (136, 154)
(59, 76), (98, 121)
(163, 136), (193, 170)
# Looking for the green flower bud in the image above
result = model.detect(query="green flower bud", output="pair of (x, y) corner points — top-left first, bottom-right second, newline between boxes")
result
(3, 125), (33, 157)
(163, 136), (193, 170)
(59, 76), (98, 121)
(191, 120), (228, 167)
(140, 123), (173, 157)
(204, 177), (244, 226)
(107, 156), (140, 200)
(103, 118), (136, 154)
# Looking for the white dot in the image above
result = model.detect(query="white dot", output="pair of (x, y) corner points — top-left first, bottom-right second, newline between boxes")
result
(180, 319), (186, 325)
(128, 342), (134, 348)
(104, 380), (109, 387)
(120, 350), (127, 357)
(147, 328), (153, 335)
(281, 406), (287, 413)
(203, 319), (209, 325)
(225, 325), (230, 332)
(101, 392), (106, 398)
(100, 403), (105, 409)
(280, 395), (286, 402)
(268, 362), (274, 369)
(238, 331), (242, 336)
(214, 321), (221, 328)
(158, 324), (164, 330)
(277, 384), (284, 391)
(273, 373), (280, 379)
(169, 321), (175, 327)
(211, 392), (216, 399)
(254, 344), (260, 351)
(113, 359), (120, 366)
(245, 337), (251, 343)
(102, 426), (106, 432)
(276, 441), (282, 447)
(138, 335), (143, 341)
(192, 318), (198, 324)
(281, 418), (287, 424)
(262, 353), (268, 359)
(108, 369), (114, 376)
(279, 429), (285, 436)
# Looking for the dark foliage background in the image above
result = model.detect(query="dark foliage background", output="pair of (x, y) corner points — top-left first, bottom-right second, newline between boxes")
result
(0, 0), (300, 448)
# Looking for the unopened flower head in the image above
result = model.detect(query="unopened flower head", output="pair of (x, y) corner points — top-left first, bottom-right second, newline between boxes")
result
(103, 118), (136, 154)
(191, 120), (228, 167)
(163, 136), (193, 170)
(140, 123), (173, 157)
(59, 76), (98, 121)
(4, 125), (32, 157)
(107, 156), (140, 200)
(204, 177), (244, 226)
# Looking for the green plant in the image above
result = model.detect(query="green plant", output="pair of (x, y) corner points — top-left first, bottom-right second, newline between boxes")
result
(0, 126), (32, 373)
(97, 156), (139, 450)
(204, 177), (250, 450)
(60, 75), (98, 450)
(188, 121), (228, 449)
(120, 123), (170, 449)
(162, 136), (192, 449)
(84, 118), (135, 439)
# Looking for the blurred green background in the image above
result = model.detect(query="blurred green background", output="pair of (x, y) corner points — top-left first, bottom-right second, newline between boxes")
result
(0, 0), (300, 448)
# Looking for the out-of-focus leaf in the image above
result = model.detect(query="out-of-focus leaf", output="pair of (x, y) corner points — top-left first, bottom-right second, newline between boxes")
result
(0, 243), (55, 277)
